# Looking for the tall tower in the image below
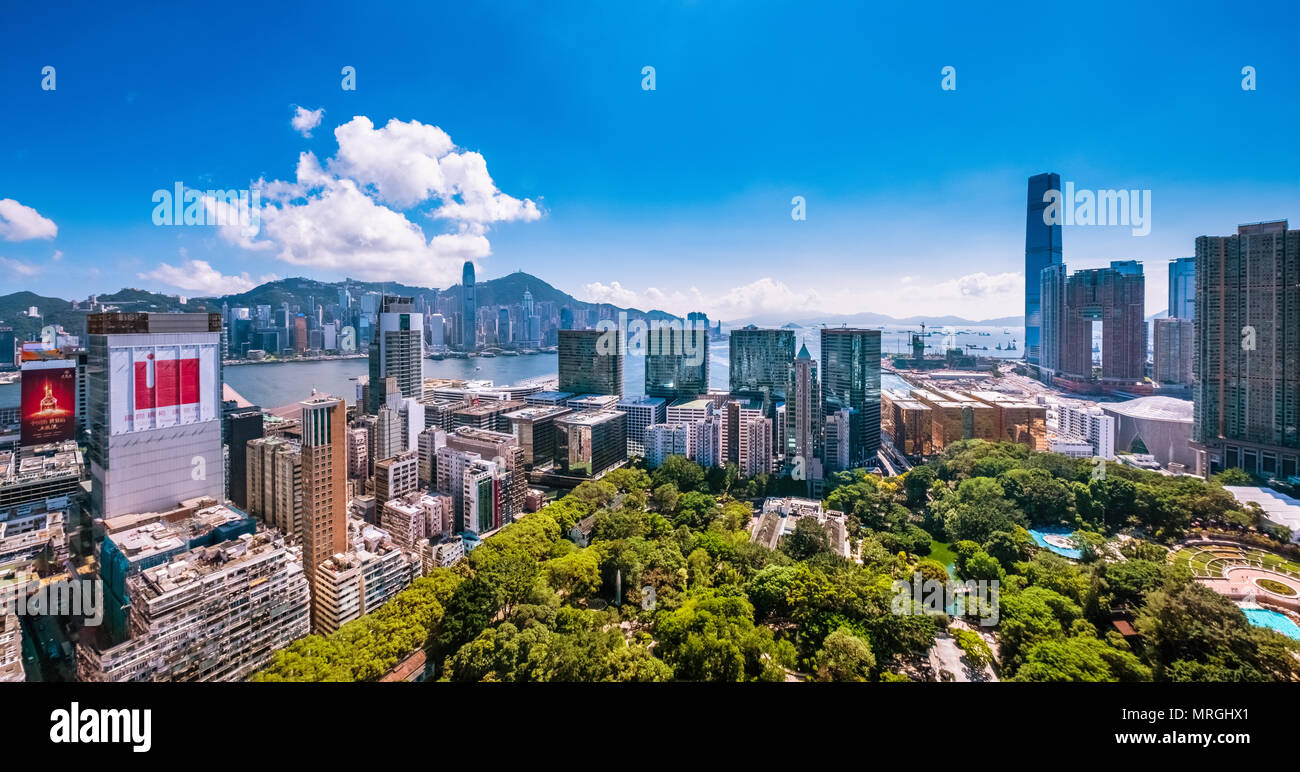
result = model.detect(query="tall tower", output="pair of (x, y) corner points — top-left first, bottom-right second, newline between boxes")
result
(367, 295), (423, 414)
(728, 326), (795, 403)
(785, 343), (821, 470)
(86, 312), (224, 517)
(645, 321), (709, 400)
(1168, 256), (1196, 319)
(300, 395), (346, 631)
(1193, 221), (1300, 478)
(1025, 172), (1063, 366)
(819, 327), (881, 470)
(461, 261), (477, 350)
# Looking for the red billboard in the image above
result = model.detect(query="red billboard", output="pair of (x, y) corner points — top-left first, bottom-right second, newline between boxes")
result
(20, 359), (77, 445)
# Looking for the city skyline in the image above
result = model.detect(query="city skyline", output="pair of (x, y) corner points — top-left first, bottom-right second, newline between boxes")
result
(4, 3), (1299, 322)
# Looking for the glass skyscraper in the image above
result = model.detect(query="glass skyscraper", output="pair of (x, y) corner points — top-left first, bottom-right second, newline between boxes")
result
(461, 260), (476, 349)
(729, 326), (795, 402)
(1168, 256), (1195, 319)
(645, 324), (709, 400)
(819, 327), (881, 469)
(1025, 172), (1063, 365)
(558, 329), (623, 396)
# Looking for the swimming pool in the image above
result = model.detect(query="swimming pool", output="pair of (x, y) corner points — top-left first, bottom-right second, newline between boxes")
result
(1242, 607), (1300, 640)
(1027, 527), (1083, 560)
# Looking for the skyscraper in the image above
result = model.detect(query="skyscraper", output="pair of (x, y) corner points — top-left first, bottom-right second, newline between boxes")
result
(497, 307), (511, 345)
(644, 322), (709, 400)
(368, 296), (423, 414)
(1153, 317), (1195, 385)
(1025, 172), (1064, 366)
(1168, 256), (1196, 319)
(785, 343), (822, 472)
(558, 329), (623, 396)
(86, 312), (224, 517)
(1039, 261), (1145, 387)
(1193, 221), (1300, 478)
(729, 326), (795, 402)
(299, 395), (346, 631)
(820, 327), (881, 469)
(461, 261), (477, 350)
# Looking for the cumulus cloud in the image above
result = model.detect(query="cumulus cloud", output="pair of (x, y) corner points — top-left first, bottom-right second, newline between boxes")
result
(0, 256), (41, 277)
(139, 259), (278, 296)
(0, 199), (58, 241)
(213, 115), (541, 287)
(291, 106), (324, 137)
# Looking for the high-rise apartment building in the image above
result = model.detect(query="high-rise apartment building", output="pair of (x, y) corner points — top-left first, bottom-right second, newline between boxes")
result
(86, 312), (224, 517)
(1153, 317), (1195, 385)
(1168, 256), (1196, 319)
(1025, 172), (1064, 366)
(558, 329), (623, 396)
(368, 296), (423, 413)
(374, 450), (418, 510)
(1040, 262), (1146, 386)
(644, 423), (690, 468)
(246, 436), (302, 540)
(820, 328), (881, 469)
(447, 427), (526, 519)
(1193, 221), (1300, 478)
(313, 520), (415, 634)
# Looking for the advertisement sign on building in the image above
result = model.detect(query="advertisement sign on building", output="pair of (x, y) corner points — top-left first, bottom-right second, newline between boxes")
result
(109, 342), (219, 434)
(20, 359), (77, 444)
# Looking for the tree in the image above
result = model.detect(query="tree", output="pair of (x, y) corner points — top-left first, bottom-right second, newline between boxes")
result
(781, 517), (833, 561)
(652, 455), (707, 493)
(816, 627), (876, 681)
(1011, 636), (1150, 682)
(650, 483), (680, 514)
(903, 466), (936, 508)
(674, 490), (721, 529)
(604, 467), (652, 493)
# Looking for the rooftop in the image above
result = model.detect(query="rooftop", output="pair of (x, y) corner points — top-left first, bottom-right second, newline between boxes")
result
(1100, 396), (1193, 422)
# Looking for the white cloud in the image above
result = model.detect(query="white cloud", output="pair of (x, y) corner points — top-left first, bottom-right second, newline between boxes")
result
(0, 199), (58, 241)
(579, 271), (1027, 322)
(0, 256), (41, 277)
(291, 106), (324, 137)
(138, 259), (278, 296)
(212, 115), (541, 287)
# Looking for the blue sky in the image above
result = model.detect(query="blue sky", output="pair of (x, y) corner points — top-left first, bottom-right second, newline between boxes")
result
(2, 0), (1297, 322)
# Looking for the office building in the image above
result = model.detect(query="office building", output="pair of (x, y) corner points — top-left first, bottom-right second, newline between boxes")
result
(85, 312), (224, 517)
(461, 261), (477, 349)
(299, 396), (346, 630)
(1193, 221), (1300, 478)
(729, 326), (795, 402)
(452, 399), (525, 432)
(785, 344), (821, 467)
(1153, 317), (1196, 385)
(1025, 172), (1063, 365)
(616, 395), (667, 457)
(368, 296), (423, 413)
(417, 426), (446, 485)
(1168, 256), (1196, 319)
(558, 329), (623, 396)
(644, 322), (709, 400)
(223, 406), (263, 510)
(820, 327), (881, 469)
(347, 426), (369, 480)
(505, 405), (570, 468)
(553, 410), (627, 477)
